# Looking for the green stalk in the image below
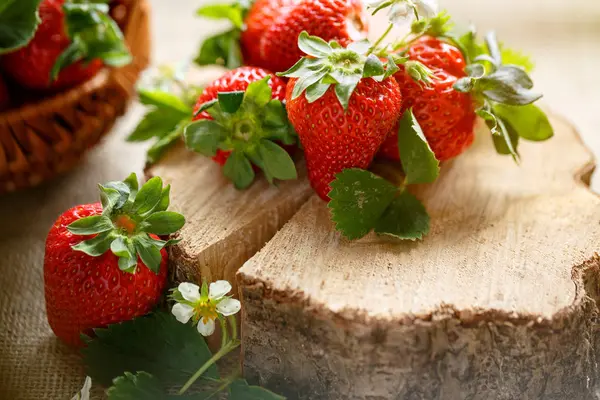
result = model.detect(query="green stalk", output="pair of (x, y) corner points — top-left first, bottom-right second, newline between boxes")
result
(367, 23), (394, 56)
(178, 340), (241, 394)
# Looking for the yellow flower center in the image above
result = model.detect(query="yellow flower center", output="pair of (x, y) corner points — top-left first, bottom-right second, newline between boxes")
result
(194, 300), (218, 324)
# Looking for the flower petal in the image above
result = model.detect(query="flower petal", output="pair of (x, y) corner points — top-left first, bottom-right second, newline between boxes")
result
(178, 282), (201, 302)
(209, 280), (232, 300)
(216, 297), (241, 316)
(388, 2), (410, 25)
(197, 318), (215, 336)
(171, 303), (195, 324)
(415, 0), (438, 19)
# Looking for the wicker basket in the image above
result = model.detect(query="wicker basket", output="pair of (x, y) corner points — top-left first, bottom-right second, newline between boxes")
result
(0, 0), (151, 194)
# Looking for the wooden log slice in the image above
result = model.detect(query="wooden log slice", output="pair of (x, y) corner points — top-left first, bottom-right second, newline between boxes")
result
(237, 113), (600, 400)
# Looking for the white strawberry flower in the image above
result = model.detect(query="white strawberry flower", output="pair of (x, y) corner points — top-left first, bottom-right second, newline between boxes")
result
(171, 280), (241, 336)
(367, 0), (438, 26)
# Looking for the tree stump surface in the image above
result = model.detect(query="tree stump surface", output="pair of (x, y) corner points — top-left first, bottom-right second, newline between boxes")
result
(237, 113), (600, 400)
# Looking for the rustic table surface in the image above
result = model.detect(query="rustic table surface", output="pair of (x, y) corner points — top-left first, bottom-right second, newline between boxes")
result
(0, 0), (598, 398)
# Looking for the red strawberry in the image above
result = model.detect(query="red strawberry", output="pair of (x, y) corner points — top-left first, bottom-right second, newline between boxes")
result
(286, 76), (402, 201)
(258, 0), (368, 73)
(1, 0), (130, 91)
(379, 37), (475, 162)
(185, 66), (297, 189)
(0, 75), (9, 111)
(44, 174), (185, 347)
(241, 0), (295, 67)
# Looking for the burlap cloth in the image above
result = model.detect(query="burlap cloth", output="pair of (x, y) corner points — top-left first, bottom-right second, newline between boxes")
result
(1, 1), (599, 398)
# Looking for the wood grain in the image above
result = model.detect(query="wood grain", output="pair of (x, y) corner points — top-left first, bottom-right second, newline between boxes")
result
(238, 113), (600, 399)
(146, 142), (312, 287)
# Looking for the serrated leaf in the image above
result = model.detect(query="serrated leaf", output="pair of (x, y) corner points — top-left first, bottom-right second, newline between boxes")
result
(305, 82), (330, 103)
(229, 379), (286, 400)
(81, 312), (218, 387)
(142, 211), (186, 235)
(374, 191), (430, 240)
(328, 169), (398, 240)
(196, 3), (243, 28)
(277, 57), (320, 79)
(133, 234), (163, 273)
(257, 140), (297, 182)
(223, 151), (255, 189)
(72, 231), (114, 257)
(500, 46), (535, 73)
(218, 91), (245, 113)
(493, 103), (553, 142)
(132, 177), (163, 216)
(297, 31), (332, 57)
(68, 215), (114, 235)
(292, 68), (327, 100)
(138, 90), (191, 114)
(245, 77), (272, 108)
(107, 372), (209, 400)
(398, 110), (440, 184)
(0, 0), (43, 54)
(184, 120), (226, 157)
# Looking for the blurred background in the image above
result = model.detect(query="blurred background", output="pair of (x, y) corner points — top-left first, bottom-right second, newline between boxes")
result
(0, 0), (599, 399)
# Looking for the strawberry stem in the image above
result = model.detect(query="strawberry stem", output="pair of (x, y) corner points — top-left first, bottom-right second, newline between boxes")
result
(367, 23), (394, 56)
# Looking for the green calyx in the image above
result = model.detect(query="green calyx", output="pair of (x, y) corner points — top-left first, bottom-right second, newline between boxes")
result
(278, 31), (399, 110)
(183, 77), (297, 189)
(50, 0), (131, 82)
(451, 31), (552, 161)
(67, 173), (185, 274)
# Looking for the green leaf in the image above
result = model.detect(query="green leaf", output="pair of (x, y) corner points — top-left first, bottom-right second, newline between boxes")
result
(67, 215), (114, 235)
(500, 46), (535, 73)
(333, 75), (360, 110)
(263, 100), (288, 128)
(142, 211), (186, 235)
(245, 77), (272, 108)
(194, 99), (218, 117)
(229, 379), (286, 400)
(72, 231), (114, 257)
(0, 0), (43, 54)
(223, 151), (255, 189)
(347, 39), (371, 55)
(363, 55), (384, 78)
(218, 91), (245, 113)
(107, 372), (209, 400)
(291, 68), (328, 100)
(480, 66), (541, 106)
(82, 312), (219, 387)
(397, 110), (440, 185)
(493, 103), (553, 142)
(146, 125), (185, 165)
(110, 237), (137, 272)
(382, 56), (399, 80)
(184, 120), (227, 157)
(277, 57), (320, 79)
(197, 3), (243, 28)
(126, 109), (187, 142)
(138, 90), (191, 114)
(133, 234), (163, 273)
(297, 31), (332, 57)
(132, 177), (163, 216)
(328, 169), (398, 240)
(492, 117), (520, 158)
(484, 31), (502, 67)
(374, 191), (430, 240)
(194, 29), (242, 69)
(257, 140), (297, 182)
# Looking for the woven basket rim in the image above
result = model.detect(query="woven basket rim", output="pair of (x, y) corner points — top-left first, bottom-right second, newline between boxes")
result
(0, 0), (148, 125)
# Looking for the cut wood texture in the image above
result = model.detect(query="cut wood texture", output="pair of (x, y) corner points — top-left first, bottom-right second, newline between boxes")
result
(238, 113), (600, 400)
(146, 142), (312, 288)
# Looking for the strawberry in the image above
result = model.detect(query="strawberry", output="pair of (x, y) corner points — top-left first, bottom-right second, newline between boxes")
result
(44, 173), (185, 347)
(280, 32), (402, 201)
(1, 0), (130, 91)
(258, 0), (368, 73)
(185, 66), (297, 189)
(378, 36), (475, 162)
(0, 75), (9, 111)
(240, 0), (294, 67)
